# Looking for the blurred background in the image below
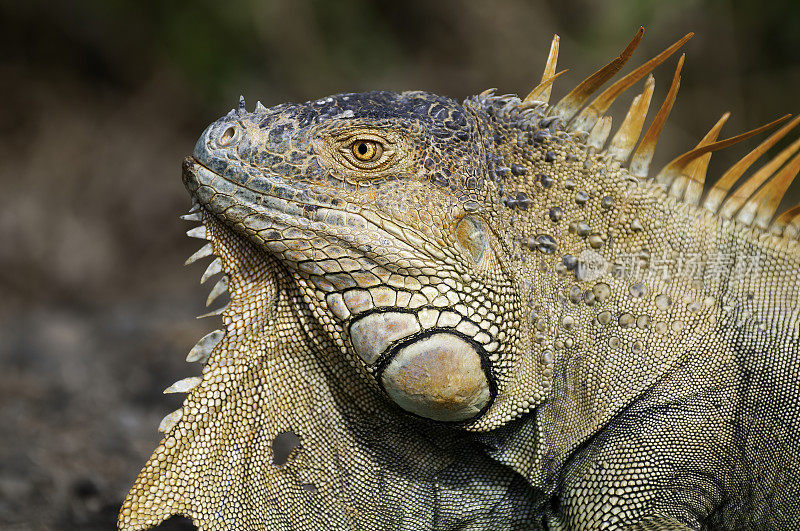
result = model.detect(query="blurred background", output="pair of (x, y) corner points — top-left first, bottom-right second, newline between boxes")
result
(1, 0), (798, 528)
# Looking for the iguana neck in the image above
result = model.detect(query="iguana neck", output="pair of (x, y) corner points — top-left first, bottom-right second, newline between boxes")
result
(472, 95), (800, 491)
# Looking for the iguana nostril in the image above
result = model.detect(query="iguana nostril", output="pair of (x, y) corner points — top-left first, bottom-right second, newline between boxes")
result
(217, 125), (239, 147)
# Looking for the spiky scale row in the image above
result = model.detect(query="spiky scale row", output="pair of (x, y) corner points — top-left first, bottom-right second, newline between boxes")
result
(535, 26), (800, 236)
(185, 242), (213, 265)
(196, 304), (228, 319)
(206, 276), (229, 306)
(158, 409), (183, 433)
(629, 54), (684, 178)
(587, 115), (613, 151)
(200, 257), (222, 283)
(659, 115), (790, 190)
(524, 34), (561, 104)
(784, 208), (800, 238)
(669, 112), (730, 202)
(180, 212), (203, 222)
(572, 33), (692, 134)
(186, 225), (208, 240)
(164, 377), (202, 394)
(186, 329), (224, 363)
(525, 69), (568, 106)
(773, 205), (800, 236)
(707, 117), (800, 212)
(743, 151), (800, 230)
(608, 75), (655, 162)
(553, 27), (645, 122)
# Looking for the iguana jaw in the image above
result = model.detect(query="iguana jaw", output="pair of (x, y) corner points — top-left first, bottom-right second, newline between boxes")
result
(121, 197), (542, 528)
(182, 155), (504, 425)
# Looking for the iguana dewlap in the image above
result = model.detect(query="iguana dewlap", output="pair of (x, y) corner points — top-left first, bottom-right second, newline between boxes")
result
(119, 29), (800, 530)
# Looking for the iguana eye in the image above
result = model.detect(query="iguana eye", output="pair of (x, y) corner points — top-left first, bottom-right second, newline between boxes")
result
(324, 131), (400, 172)
(351, 139), (382, 161)
(335, 134), (395, 170)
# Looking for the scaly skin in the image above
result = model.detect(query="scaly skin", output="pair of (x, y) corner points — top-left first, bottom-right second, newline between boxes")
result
(119, 45), (800, 530)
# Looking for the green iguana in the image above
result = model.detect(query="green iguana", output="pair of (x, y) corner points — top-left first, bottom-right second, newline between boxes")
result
(119, 29), (800, 530)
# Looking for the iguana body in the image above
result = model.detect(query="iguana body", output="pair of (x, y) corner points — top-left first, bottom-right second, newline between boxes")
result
(119, 30), (800, 530)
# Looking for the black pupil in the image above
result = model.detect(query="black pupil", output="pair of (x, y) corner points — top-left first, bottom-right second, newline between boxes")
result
(357, 142), (369, 155)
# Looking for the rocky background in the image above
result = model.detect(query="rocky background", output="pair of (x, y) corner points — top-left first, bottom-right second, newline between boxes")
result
(2, 0), (799, 528)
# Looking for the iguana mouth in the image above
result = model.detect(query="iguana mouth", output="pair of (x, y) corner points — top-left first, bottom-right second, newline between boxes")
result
(182, 155), (422, 268)
(182, 155), (324, 233)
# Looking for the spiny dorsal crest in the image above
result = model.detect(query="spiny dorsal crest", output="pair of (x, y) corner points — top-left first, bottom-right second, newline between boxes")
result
(515, 28), (800, 240)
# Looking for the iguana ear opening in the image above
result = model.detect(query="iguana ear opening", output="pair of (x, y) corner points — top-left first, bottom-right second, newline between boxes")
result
(454, 215), (488, 266)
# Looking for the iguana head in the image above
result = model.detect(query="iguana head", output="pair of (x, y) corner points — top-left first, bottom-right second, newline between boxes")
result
(184, 89), (549, 429)
(120, 30), (800, 530)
